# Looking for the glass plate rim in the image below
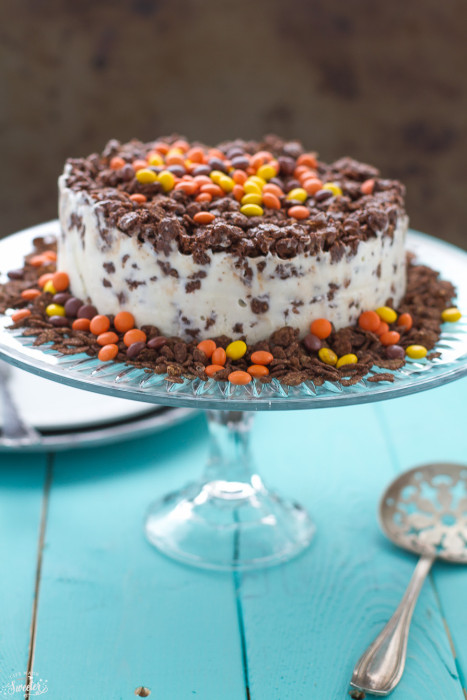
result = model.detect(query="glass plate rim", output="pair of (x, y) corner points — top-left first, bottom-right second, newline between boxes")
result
(0, 221), (466, 412)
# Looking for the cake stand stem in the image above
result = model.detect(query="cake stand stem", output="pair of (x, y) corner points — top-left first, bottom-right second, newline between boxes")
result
(145, 409), (315, 571)
(204, 410), (256, 498)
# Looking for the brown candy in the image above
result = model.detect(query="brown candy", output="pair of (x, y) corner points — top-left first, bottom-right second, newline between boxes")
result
(77, 304), (98, 320)
(65, 297), (83, 318)
(147, 335), (167, 350)
(303, 333), (322, 352)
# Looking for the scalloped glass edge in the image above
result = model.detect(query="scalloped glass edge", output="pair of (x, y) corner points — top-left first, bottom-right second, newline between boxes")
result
(1, 223), (467, 411)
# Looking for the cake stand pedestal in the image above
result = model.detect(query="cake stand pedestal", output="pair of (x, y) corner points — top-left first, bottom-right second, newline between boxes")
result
(1, 223), (467, 570)
(145, 409), (314, 570)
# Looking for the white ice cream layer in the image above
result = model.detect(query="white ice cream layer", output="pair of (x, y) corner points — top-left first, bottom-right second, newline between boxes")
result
(58, 174), (408, 342)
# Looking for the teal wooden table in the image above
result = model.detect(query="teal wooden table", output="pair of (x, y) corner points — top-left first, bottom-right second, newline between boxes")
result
(1, 377), (466, 700)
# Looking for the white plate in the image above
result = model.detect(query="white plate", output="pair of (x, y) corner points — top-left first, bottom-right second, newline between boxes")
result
(0, 363), (158, 431)
(0, 405), (197, 452)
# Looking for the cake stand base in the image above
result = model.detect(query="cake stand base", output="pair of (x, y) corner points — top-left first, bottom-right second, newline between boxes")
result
(144, 410), (315, 571)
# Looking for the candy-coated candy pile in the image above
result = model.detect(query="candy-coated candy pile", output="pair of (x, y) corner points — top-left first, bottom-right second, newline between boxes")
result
(106, 139), (347, 224)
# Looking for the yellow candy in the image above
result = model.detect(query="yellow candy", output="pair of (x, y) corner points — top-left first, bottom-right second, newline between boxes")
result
(442, 307), (462, 323)
(240, 204), (264, 217)
(210, 170), (225, 184)
(241, 193), (263, 206)
(158, 170), (175, 192)
(256, 164), (277, 181)
(218, 176), (235, 192)
(318, 347), (338, 366)
(226, 340), (247, 360)
(336, 353), (358, 369)
(287, 188), (308, 202)
(43, 280), (57, 295)
(167, 148), (183, 157)
(322, 182), (343, 197)
(46, 303), (65, 317)
(248, 176), (267, 189)
(148, 153), (164, 166)
(376, 306), (398, 324)
(243, 180), (262, 195)
(136, 168), (158, 184)
(406, 345), (428, 359)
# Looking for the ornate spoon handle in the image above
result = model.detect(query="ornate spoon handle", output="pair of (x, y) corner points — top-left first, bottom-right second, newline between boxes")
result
(350, 554), (434, 696)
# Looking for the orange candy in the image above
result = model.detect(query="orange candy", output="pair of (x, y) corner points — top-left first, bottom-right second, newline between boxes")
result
(288, 206), (310, 220)
(205, 364), (225, 377)
(263, 193), (281, 209)
(97, 331), (119, 346)
(52, 271), (70, 292)
(193, 175), (212, 186)
(90, 315), (110, 335)
(233, 170), (248, 185)
(98, 344), (119, 362)
(114, 311), (135, 333)
(250, 153), (266, 169)
(294, 165), (311, 179)
(72, 318), (91, 331)
(397, 313), (413, 331)
(233, 184), (244, 201)
(21, 288), (41, 300)
(130, 193), (147, 204)
(166, 153), (185, 166)
(11, 309), (31, 323)
(196, 192), (212, 203)
(302, 178), (323, 195)
(173, 139), (190, 152)
(132, 159), (148, 171)
(38, 273), (54, 288)
(358, 310), (381, 333)
(200, 183), (223, 197)
(248, 364), (269, 378)
(256, 150), (273, 161)
(297, 153), (318, 169)
(376, 322), (389, 336)
(123, 329), (147, 347)
(110, 156), (125, 170)
(228, 370), (252, 385)
(310, 318), (332, 339)
(193, 212), (215, 225)
(380, 331), (401, 346)
(361, 179), (375, 195)
(250, 350), (273, 365)
(29, 255), (47, 267)
(153, 141), (170, 154)
(42, 250), (57, 262)
(263, 183), (284, 197)
(175, 181), (199, 195)
(207, 148), (225, 160)
(197, 339), (216, 358)
(186, 147), (204, 163)
(211, 347), (227, 366)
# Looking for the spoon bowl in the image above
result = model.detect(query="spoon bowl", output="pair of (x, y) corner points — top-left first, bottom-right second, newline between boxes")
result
(380, 463), (467, 563)
(351, 462), (467, 696)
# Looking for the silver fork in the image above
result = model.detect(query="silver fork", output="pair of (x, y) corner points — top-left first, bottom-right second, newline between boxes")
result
(0, 360), (42, 446)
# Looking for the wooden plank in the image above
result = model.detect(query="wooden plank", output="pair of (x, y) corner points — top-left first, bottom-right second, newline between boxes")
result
(377, 376), (467, 697)
(0, 452), (48, 690)
(239, 402), (465, 699)
(31, 415), (247, 700)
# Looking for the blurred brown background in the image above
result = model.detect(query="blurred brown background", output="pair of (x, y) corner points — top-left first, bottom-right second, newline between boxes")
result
(1, 0), (466, 247)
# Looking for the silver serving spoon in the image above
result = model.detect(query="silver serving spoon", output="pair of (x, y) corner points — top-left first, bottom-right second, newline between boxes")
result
(0, 360), (42, 446)
(351, 462), (467, 696)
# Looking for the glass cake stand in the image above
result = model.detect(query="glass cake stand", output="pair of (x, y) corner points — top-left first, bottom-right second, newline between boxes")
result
(1, 222), (467, 571)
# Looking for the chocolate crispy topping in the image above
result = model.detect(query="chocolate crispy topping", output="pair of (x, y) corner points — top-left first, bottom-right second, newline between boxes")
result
(62, 135), (406, 261)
